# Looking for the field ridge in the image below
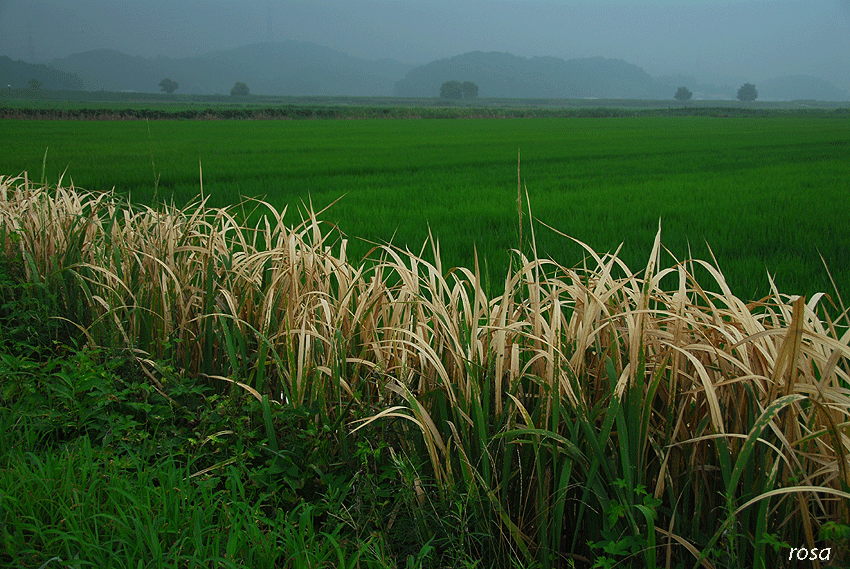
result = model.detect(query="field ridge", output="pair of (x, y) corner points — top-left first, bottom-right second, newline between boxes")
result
(3, 104), (850, 121)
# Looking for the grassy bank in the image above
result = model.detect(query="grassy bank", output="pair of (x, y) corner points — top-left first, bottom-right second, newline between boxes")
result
(1, 174), (849, 568)
(2, 103), (849, 121)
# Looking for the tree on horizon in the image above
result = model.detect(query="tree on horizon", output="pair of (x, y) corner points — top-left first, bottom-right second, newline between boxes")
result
(440, 80), (463, 99)
(231, 82), (250, 96)
(440, 80), (479, 99)
(159, 78), (179, 94)
(737, 83), (758, 102)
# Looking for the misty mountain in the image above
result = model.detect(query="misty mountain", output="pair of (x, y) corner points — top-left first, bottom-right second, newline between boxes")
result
(200, 43), (412, 96)
(50, 49), (213, 93)
(394, 51), (671, 99)
(49, 41), (412, 96)
(757, 75), (849, 102)
(0, 56), (84, 90)
(15, 41), (850, 101)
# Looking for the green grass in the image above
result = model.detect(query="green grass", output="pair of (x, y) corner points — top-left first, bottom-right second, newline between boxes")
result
(3, 115), (848, 303)
(0, 253), (508, 569)
(3, 173), (850, 568)
(3, 108), (850, 568)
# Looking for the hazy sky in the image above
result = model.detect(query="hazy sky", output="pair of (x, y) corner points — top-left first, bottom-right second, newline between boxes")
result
(2, 0), (849, 89)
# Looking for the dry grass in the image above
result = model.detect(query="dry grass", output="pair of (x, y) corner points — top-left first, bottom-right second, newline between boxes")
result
(2, 172), (849, 567)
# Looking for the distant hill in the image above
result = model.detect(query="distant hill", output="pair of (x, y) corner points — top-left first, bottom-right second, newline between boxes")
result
(200, 43), (412, 96)
(757, 75), (849, 102)
(394, 51), (671, 99)
(7, 43), (849, 101)
(49, 42), (412, 96)
(0, 56), (84, 90)
(51, 49), (195, 93)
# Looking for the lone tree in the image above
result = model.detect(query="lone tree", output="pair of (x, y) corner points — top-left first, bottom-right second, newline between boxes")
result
(674, 86), (692, 101)
(440, 80), (463, 99)
(461, 81), (479, 98)
(737, 83), (758, 102)
(159, 78), (179, 94)
(440, 80), (479, 99)
(231, 82), (250, 96)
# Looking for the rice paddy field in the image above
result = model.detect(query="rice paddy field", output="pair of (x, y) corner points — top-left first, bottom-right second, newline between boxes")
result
(2, 114), (849, 303)
(2, 110), (850, 569)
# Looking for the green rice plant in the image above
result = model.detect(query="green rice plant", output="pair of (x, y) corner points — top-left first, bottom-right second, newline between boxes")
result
(2, 172), (849, 568)
(3, 116), (849, 302)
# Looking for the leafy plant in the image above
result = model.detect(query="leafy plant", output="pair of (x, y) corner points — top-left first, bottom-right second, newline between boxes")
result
(3, 170), (850, 568)
(589, 481), (662, 568)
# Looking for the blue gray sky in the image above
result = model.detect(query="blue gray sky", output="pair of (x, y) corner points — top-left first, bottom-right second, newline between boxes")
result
(2, 0), (849, 89)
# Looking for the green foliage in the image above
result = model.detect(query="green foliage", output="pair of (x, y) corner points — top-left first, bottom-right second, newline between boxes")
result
(675, 86), (692, 101)
(3, 112), (850, 569)
(818, 522), (850, 565)
(737, 83), (758, 102)
(0, 355), (398, 567)
(230, 81), (250, 96)
(588, 482), (661, 568)
(0, 261), (462, 567)
(462, 81), (479, 98)
(2, 103), (846, 119)
(3, 115), (848, 303)
(0, 256), (64, 357)
(440, 80), (463, 99)
(439, 80), (479, 99)
(158, 77), (179, 94)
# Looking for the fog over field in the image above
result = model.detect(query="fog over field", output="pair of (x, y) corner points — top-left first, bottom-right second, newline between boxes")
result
(0, 0), (848, 92)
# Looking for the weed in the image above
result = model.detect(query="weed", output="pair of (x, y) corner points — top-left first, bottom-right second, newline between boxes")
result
(2, 172), (850, 568)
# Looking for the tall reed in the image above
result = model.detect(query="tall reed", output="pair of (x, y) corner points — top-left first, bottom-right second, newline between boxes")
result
(2, 172), (848, 568)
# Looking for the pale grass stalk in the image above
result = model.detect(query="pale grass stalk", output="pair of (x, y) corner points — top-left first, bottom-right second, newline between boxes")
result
(2, 173), (849, 566)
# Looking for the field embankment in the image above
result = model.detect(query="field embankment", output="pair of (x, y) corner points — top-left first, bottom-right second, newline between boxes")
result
(2, 95), (850, 120)
(0, 104), (773, 120)
(1, 173), (848, 568)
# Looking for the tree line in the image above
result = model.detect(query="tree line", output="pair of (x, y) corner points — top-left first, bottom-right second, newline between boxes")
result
(159, 76), (761, 103)
(437, 79), (759, 102)
(674, 83), (759, 102)
(159, 78), (251, 96)
(439, 80), (479, 99)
